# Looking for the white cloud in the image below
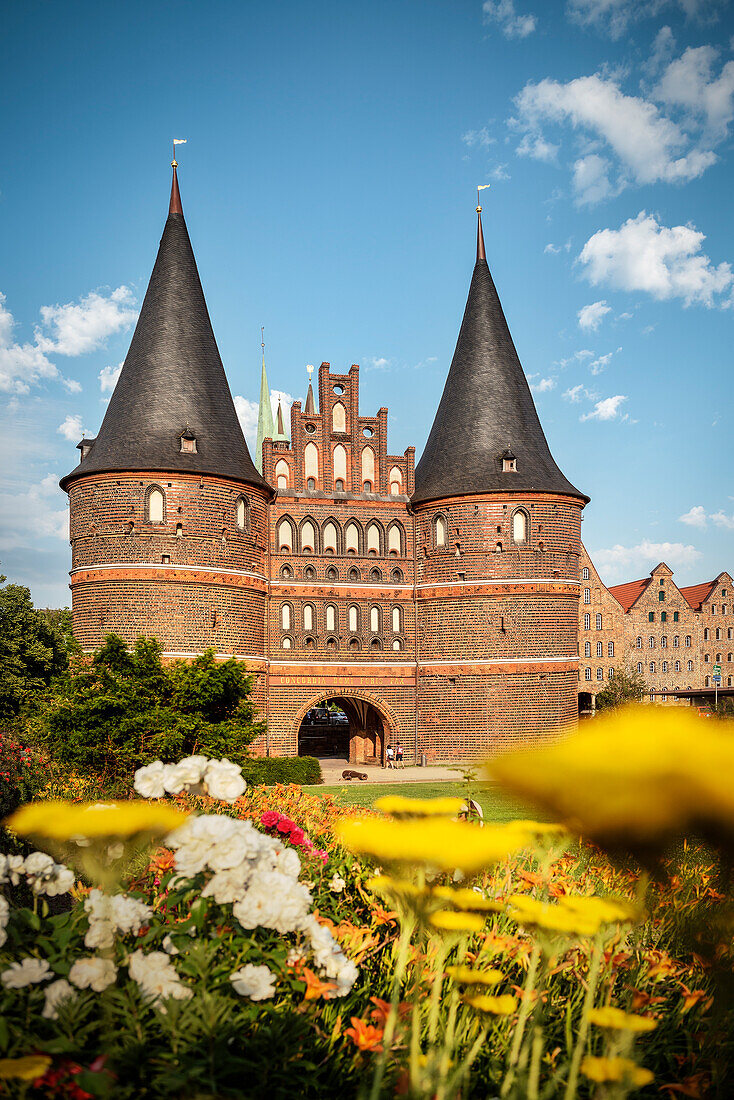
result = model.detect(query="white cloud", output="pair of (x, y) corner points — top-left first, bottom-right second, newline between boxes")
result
(488, 163), (511, 181)
(557, 349), (594, 369)
(578, 300), (611, 330)
(483, 0), (537, 38)
(35, 287), (137, 357)
(462, 127), (496, 148)
(0, 473), (69, 550)
(644, 25), (677, 77)
(0, 293), (62, 394)
(679, 504), (708, 527)
(591, 538), (703, 583)
(99, 362), (123, 393)
(579, 211), (733, 306)
(566, 0), (726, 40)
(588, 350), (615, 374)
(57, 414), (86, 442)
(528, 375), (556, 393)
(513, 73), (716, 202)
(711, 510), (734, 529)
(234, 396), (259, 450)
(655, 45), (734, 137)
(366, 356), (392, 370)
(516, 132), (559, 163)
(563, 383), (597, 403)
(580, 394), (627, 420)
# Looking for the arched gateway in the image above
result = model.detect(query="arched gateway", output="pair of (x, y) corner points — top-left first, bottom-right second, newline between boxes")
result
(295, 691), (397, 765)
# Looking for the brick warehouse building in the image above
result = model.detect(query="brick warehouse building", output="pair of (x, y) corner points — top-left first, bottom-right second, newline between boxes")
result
(59, 165), (728, 761)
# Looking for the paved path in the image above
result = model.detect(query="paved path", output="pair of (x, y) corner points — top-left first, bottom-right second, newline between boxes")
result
(318, 757), (468, 785)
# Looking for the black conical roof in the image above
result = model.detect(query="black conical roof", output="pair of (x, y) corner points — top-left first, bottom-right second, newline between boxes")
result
(412, 215), (588, 506)
(61, 169), (270, 494)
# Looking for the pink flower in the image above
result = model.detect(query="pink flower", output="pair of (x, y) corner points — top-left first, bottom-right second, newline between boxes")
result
(260, 812), (279, 829)
(276, 817), (295, 834)
(289, 827), (305, 846)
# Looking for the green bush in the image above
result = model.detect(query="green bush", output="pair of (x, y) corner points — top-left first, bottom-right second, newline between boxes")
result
(29, 635), (265, 781)
(0, 579), (69, 723)
(241, 755), (322, 786)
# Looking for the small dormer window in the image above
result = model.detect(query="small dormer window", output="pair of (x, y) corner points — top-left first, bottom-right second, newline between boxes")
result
(502, 448), (517, 473)
(77, 437), (96, 461)
(180, 429), (197, 454)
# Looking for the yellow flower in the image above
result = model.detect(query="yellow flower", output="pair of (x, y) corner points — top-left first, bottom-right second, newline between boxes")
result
(490, 705), (734, 856)
(374, 795), (466, 817)
(367, 875), (427, 899)
(558, 895), (639, 925)
(589, 1006), (658, 1032)
(506, 894), (602, 937)
(0, 1055), (52, 1081)
(335, 818), (530, 874)
(465, 994), (517, 1016)
(581, 1056), (654, 1087)
(7, 800), (188, 841)
(432, 885), (505, 912)
(504, 821), (567, 837)
(429, 910), (485, 933)
(446, 965), (503, 985)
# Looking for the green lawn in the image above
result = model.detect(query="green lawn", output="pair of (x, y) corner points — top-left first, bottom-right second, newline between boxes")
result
(311, 780), (544, 823)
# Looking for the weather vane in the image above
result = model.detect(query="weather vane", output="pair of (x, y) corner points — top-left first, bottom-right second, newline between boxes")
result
(261, 326), (265, 352)
(307, 364), (314, 382)
(172, 138), (187, 167)
(477, 183), (490, 212)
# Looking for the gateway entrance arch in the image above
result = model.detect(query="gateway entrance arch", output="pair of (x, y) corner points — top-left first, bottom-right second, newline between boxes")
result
(295, 690), (396, 765)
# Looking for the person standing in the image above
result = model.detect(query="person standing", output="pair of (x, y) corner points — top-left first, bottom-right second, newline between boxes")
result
(395, 743), (404, 768)
(386, 744), (395, 769)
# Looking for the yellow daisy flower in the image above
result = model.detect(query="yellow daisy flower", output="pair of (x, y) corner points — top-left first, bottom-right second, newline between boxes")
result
(429, 910), (485, 933)
(506, 894), (602, 937)
(431, 885), (505, 912)
(0, 1055), (52, 1081)
(374, 795), (466, 817)
(8, 800), (188, 841)
(589, 1006), (658, 1032)
(446, 965), (503, 985)
(581, 1056), (654, 1087)
(464, 994), (517, 1016)
(335, 818), (530, 874)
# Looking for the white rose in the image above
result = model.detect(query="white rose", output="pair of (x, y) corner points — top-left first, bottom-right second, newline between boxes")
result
(133, 761), (168, 799)
(2, 957), (52, 988)
(5, 855), (25, 885)
(203, 759), (246, 803)
(201, 869), (249, 904)
(43, 978), (75, 1019)
(230, 963), (276, 1001)
(0, 894), (9, 928)
(329, 873), (346, 894)
(69, 956), (118, 992)
(128, 950), (191, 1004)
(171, 755), (209, 786)
(40, 863), (75, 897)
(23, 851), (55, 882)
(161, 934), (180, 955)
(84, 919), (115, 950)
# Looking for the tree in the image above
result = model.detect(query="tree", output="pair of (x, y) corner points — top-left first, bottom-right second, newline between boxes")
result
(0, 577), (69, 723)
(31, 634), (265, 781)
(594, 665), (648, 711)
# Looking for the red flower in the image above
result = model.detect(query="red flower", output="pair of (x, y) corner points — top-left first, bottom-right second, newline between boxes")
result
(277, 817), (295, 833)
(289, 827), (305, 846)
(260, 811), (279, 829)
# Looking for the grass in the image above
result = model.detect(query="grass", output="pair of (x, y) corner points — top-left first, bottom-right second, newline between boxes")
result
(311, 780), (544, 823)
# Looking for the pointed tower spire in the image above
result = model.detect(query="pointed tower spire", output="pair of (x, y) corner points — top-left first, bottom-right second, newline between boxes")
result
(61, 159), (269, 493)
(412, 203), (587, 505)
(273, 397), (290, 443)
(255, 328), (275, 473)
(304, 364), (315, 416)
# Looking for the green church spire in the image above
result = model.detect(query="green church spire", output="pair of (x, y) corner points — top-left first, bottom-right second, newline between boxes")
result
(255, 328), (275, 474)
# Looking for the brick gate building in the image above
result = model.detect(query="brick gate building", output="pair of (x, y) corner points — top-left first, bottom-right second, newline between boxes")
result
(61, 163), (592, 761)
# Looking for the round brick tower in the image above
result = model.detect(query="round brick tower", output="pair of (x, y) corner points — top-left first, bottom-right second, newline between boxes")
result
(412, 207), (589, 759)
(60, 164), (273, 696)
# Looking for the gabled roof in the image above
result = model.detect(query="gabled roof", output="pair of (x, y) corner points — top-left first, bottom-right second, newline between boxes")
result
(61, 166), (270, 494)
(679, 579), (718, 612)
(607, 577), (651, 612)
(412, 210), (588, 506)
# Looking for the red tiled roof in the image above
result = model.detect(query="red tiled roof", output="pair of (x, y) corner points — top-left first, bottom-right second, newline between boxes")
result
(607, 577), (651, 612)
(679, 580), (717, 611)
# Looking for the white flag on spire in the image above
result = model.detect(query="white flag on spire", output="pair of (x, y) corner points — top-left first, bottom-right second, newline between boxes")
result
(173, 138), (187, 145)
(478, 184), (491, 191)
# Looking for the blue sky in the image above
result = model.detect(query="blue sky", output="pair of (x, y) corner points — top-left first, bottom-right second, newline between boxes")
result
(1, 0), (732, 606)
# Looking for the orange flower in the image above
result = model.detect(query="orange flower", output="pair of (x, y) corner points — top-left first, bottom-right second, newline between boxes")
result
(679, 987), (713, 1015)
(369, 996), (411, 1025)
(371, 904), (398, 926)
(302, 967), (338, 1001)
(345, 1017), (384, 1053)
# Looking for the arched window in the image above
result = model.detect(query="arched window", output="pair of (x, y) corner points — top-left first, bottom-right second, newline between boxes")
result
(582, 566), (589, 580)
(348, 605), (359, 632)
(345, 521), (360, 554)
(687, 660), (693, 671)
(596, 641), (603, 657)
(685, 635), (692, 647)
(392, 639), (402, 651)
(323, 521), (338, 554)
(371, 638), (382, 650)
(282, 636), (292, 650)
(301, 520), (316, 553)
(704, 628), (710, 641)
(235, 495), (249, 531)
(649, 636), (655, 648)
(584, 588), (590, 604)
(662, 661), (668, 673)
(349, 638), (361, 650)
(585, 641), (591, 658)
(434, 515), (447, 548)
(673, 635), (679, 647)
(366, 522), (381, 555)
(716, 627), (721, 640)
(303, 604), (314, 632)
(388, 524), (402, 556)
(348, 566), (360, 582)
(304, 565), (316, 580)
(361, 446), (375, 490)
(608, 641), (614, 657)
(392, 607), (402, 633)
(305, 636), (316, 649)
(147, 486), (165, 524)
(584, 614), (591, 630)
(332, 402), (346, 432)
(280, 564), (292, 579)
(661, 635), (668, 648)
(675, 660), (681, 672)
(333, 444), (347, 487)
(637, 662), (643, 673)
(636, 636), (642, 648)
(325, 604), (337, 632)
(275, 460), (290, 490)
(325, 565), (338, 580)
(596, 613), (602, 629)
(277, 518), (293, 553)
(391, 568), (403, 583)
(370, 606), (380, 633)
(650, 662), (656, 673)
(280, 604), (292, 631)
(304, 442), (319, 487)
(370, 567), (382, 581)
(512, 509), (528, 544)
(389, 467), (402, 496)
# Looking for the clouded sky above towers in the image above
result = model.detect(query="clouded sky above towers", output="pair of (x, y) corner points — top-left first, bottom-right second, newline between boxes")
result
(1, 0), (732, 604)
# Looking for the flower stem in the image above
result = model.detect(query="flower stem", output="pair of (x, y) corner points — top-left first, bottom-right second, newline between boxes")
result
(427, 938), (448, 1044)
(369, 912), (415, 1100)
(563, 936), (603, 1100)
(501, 940), (541, 1098)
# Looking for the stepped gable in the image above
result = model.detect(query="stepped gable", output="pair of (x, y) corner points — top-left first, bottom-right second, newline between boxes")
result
(680, 579), (718, 612)
(61, 166), (270, 493)
(412, 210), (588, 506)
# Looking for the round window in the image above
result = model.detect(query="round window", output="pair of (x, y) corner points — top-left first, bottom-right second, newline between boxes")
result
(362, 426), (373, 437)
(304, 423), (316, 434)
(333, 384), (344, 395)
